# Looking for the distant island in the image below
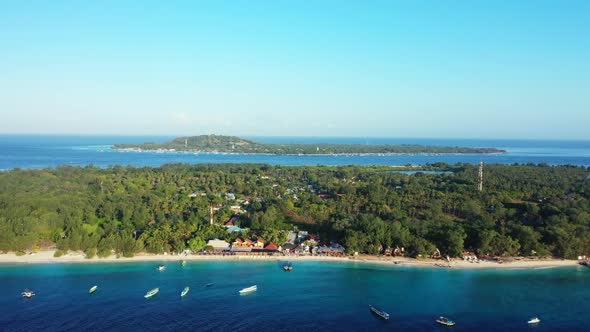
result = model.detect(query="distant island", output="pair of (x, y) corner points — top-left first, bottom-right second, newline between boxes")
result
(112, 135), (506, 155)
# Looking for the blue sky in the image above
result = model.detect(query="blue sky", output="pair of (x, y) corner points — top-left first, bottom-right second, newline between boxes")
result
(0, 1), (588, 139)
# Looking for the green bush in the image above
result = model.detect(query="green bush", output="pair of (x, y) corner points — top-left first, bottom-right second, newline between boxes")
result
(122, 251), (134, 258)
(85, 247), (97, 259)
(54, 250), (66, 257)
(97, 248), (111, 258)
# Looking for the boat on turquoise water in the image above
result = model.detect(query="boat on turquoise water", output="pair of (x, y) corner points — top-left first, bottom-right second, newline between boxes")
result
(239, 285), (257, 295)
(528, 317), (540, 324)
(21, 289), (35, 299)
(368, 305), (389, 320)
(436, 316), (456, 326)
(283, 262), (293, 272)
(181, 260), (186, 266)
(205, 283), (214, 287)
(144, 288), (159, 299)
(89, 285), (98, 294)
(157, 265), (166, 271)
(181, 287), (190, 297)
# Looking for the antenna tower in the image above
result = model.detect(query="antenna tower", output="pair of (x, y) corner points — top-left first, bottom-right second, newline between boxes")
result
(478, 161), (484, 192)
(210, 203), (214, 225)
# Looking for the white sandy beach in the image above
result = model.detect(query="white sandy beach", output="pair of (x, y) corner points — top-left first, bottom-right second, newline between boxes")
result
(0, 250), (579, 270)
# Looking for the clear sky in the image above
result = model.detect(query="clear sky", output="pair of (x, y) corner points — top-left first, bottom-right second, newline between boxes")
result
(0, 1), (588, 139)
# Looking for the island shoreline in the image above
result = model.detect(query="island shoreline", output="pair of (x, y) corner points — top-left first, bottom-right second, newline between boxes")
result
(0, 250), (579, 270)
(112, 147), (506, 156)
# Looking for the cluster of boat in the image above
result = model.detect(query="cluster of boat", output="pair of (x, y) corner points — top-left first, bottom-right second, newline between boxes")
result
(20, 260), (542, 326)
(157, 260), (186, 271)
(145, 284), (257, 298)
(144, 286), (190, 299)
(21, 280), (255, 300)
(368, 305), (540, 326)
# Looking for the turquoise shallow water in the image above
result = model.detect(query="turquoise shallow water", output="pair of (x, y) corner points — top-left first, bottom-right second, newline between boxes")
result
(1, 261), (589, 331)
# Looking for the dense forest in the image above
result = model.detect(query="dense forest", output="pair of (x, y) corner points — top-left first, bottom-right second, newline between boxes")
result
(113, 135), (505, 155)
(0, 163), (589, 259)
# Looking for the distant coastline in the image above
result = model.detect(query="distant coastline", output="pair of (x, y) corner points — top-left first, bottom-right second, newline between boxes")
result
(114, 147), (506, 157)
(0, 250), (578, 270)
(112, 134), (506, 155)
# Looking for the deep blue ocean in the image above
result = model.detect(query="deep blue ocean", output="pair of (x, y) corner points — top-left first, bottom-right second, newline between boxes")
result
(0, 135), (589, 170)
(1, 262), (589, 332)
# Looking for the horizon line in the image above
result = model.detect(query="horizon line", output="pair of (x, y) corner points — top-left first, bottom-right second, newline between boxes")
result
(0, 132), (589, 142)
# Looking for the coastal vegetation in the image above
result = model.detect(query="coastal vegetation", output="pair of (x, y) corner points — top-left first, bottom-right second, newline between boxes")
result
(0, 163), (588, 259)
(112, 135), (505, 155)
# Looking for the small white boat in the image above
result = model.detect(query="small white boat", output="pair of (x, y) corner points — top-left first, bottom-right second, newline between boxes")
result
(528, 317), (540, 324)
(369, 304), (389, 320)
(181, 260), (187, 266)
(239, 285), (257, 295)
(436, 316), (456, 327)
(89, 285), (98, 294)
(181, 287), (190, 297)
(144, 288), (159, 299)
(21, 290), (35, 298)
(157, 265), (166, 271)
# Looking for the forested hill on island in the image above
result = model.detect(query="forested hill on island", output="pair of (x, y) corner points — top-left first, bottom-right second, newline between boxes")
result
(112, 135), (506, 155)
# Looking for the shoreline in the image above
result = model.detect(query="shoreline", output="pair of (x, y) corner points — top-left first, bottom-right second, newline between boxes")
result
(0, 251), (579, 270)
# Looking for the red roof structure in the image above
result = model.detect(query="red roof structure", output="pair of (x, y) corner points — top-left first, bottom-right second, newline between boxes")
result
(264, 243), (279, 250)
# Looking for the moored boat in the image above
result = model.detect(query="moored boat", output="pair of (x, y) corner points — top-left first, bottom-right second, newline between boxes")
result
(21, 289), (35, 298)
(157, 265), (166, 271)
(89, 285), (98, 294)
(205, 283), (214, 287)
(181, 260), (186, 266)
(436, 316), (456, 326)
(144, 288), (159, 299)
(528, 317), (540, 324)
(239, 285), (257, 295)
(181, 286), (190, 297)
(368, 304), (389, 320)
(283, 262), (293, 272)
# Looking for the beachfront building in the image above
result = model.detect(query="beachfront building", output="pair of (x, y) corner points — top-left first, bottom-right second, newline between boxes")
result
(233, 238), (244, 247)
(230, 242), (252, 253)
(393, 246), (405, 256)
(264, 243), (279, 251)
(254, 238), (265, 249)
(286, 231), (297, 244)
(317, 243), (346, 256)
(207, 239), (230, 251)
(297, 231), (308, 241)
(308, 234), (319, 245)
(282, 243), (297, 255)
(384, 247), (392, 256)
